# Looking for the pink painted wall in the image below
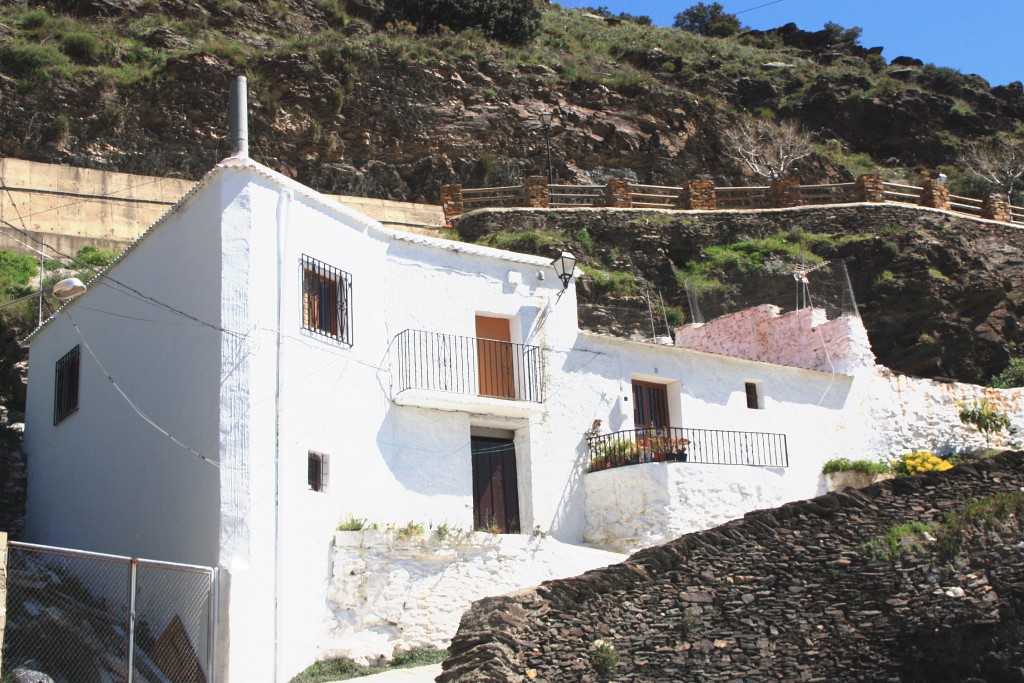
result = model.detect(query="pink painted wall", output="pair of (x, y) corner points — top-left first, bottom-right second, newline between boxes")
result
(674, 306), (875, 374)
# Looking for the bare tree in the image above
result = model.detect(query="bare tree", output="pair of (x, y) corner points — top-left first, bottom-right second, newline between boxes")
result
(721, 118), (815, 181)
(960, 138), (1024, 202)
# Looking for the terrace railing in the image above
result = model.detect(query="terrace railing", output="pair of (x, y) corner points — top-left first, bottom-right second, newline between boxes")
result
(586, 427), (788, 472)
(881, 181), (923, 204)
(801, 182), (858, 206)
(393, 329), (544, 404)
(949, 193), (984, 217)
(715, 185), (772, 209)
(629, 183), (684, 209)
(1011, 203), (1024, 226)
(549, 184), (604, 208)
(442, 175), (1020, 228)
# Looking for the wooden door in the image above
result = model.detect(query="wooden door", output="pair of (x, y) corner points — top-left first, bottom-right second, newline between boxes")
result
(633, 380), (669, 429)
(471, 437), (521, 533)
(476, 315), (515, 399)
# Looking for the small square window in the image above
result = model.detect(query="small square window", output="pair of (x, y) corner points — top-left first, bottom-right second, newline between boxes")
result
(54, 345), (81, 425)
(308, 451), (329, 492)
(301, 255), (352, 345)
(745, 381), (763, 410)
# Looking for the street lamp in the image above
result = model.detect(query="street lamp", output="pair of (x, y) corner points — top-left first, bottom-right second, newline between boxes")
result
(539, 111), (554, 184)
(551, 251), (577, 289)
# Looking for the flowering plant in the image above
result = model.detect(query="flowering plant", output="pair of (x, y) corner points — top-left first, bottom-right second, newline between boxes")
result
(891, 450), (953, 476)
(591, 639), (618, 673)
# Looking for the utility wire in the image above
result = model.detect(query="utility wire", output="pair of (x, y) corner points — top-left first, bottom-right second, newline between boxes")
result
(735, 0), (787, 16)
(0, 174), (176, 222)
(0, 219), (245, 339)
(67, 310), (218, 467)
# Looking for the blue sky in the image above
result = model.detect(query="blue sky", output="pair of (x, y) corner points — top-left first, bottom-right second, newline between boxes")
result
(555, 1), (1024, 87)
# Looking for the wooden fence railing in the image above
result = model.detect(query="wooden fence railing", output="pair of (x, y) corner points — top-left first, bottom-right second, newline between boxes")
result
(441, 175), (1024, 228)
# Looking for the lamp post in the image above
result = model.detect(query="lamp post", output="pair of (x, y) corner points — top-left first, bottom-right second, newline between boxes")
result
(539, 111), (554, 184)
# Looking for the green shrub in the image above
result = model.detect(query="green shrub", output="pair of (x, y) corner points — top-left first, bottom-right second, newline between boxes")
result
(988, 358), (1024, 388)
(476, 230), (562, 254)
(821, 458), (892, 475)
(337, 515), (368, 531)
(61, 32), (103, 64)
(580, 266), (637, 296)
(957, 398), (1011, 446)
(0, 42), (71, 80)
(0, 250), (40, 287)
(387, 0), (541, 44)
(936, 492), (1024, 556)
(396, 520), (425, 538)
(18, 7), (51, 31)
(673, 2), (741, 37)
(75, 245), (119, 268)
(862, 521), (934, 560)
(574, 227), (595, 254)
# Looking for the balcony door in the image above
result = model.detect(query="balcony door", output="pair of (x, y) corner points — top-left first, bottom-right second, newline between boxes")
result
(633, 380), (669, 430)
(476, 315), (515, 399)
(471, 437), (521, 533)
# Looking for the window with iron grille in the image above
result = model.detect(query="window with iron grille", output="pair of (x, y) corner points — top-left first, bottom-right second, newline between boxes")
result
(301, 255), (352, 345)
(54, 345), (81, 425)
(308, 451), (329, 492)
(745, 381), (763, 410)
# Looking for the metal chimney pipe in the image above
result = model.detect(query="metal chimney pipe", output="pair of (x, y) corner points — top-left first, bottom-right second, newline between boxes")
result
(230, 75), (249, 159)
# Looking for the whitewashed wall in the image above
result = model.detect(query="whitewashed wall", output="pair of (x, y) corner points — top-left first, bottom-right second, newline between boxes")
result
(579, 320), (1024, 554)
(323, 530), (624, 664)
(211, 162), (575, 681)
(585, 462), (790, 553)
(24, 172), (223, 568)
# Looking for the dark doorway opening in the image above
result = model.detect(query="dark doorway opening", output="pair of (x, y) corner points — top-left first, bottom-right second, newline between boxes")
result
(471, 436), (521, 533)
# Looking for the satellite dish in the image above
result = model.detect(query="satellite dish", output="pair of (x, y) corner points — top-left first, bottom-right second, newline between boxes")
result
(51, 277), (87, 301)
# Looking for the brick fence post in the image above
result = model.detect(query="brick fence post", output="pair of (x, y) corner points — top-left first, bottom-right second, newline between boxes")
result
(855, 174), (885, 202)
(523, 176), (550, 208)
(920, 179), (951, 210)
(605, 178), (632, 208)
(440, 184), (463, 221)
(770, 177), (803, 208)
(0, 530), (7, 674)
(981, 192), (1010, 222)
(679, 179), (716, 210)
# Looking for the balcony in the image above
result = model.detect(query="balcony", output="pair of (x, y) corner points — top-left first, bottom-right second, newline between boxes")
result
(587, 427), (788, 472)
(392, 329), (544, 417)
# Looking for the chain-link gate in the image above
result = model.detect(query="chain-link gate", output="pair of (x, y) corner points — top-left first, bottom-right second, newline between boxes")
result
(3, 541), (216, 682)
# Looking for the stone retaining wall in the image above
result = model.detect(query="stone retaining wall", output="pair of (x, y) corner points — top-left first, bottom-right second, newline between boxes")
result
(439, 452), (1024, 682)
(0, 158), (444, 259)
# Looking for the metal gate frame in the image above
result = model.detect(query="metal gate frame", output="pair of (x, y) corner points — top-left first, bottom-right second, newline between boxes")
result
(3, 540), (218, 682)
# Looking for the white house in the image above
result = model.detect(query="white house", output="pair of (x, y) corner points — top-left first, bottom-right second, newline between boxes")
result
(21, 155), (1024, 681)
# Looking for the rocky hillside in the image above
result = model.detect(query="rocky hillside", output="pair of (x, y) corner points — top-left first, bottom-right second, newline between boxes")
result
(0, 0), (1022, 386)
(455, 204), (1024, 384)
(0, 1), (1022, 202)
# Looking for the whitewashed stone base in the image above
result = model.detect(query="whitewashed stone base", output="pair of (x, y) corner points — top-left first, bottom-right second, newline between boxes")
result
(322, 530), (625, 665)
(584, 462), (790, 554)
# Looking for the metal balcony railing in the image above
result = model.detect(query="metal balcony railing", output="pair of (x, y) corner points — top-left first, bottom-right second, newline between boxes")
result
(587, 427), (788, 472)
(394, 329), (544, 403)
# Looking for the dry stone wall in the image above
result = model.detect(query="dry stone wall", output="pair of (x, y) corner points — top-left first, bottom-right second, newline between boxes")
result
(439, 452), (1024, 682)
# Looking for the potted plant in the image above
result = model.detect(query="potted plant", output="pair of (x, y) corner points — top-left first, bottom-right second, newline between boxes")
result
(822, 458), (894, 491)
(665, 437), (689, 462)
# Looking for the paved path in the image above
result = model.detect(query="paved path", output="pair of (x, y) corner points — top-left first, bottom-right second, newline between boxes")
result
(333, 663), (442, 682)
